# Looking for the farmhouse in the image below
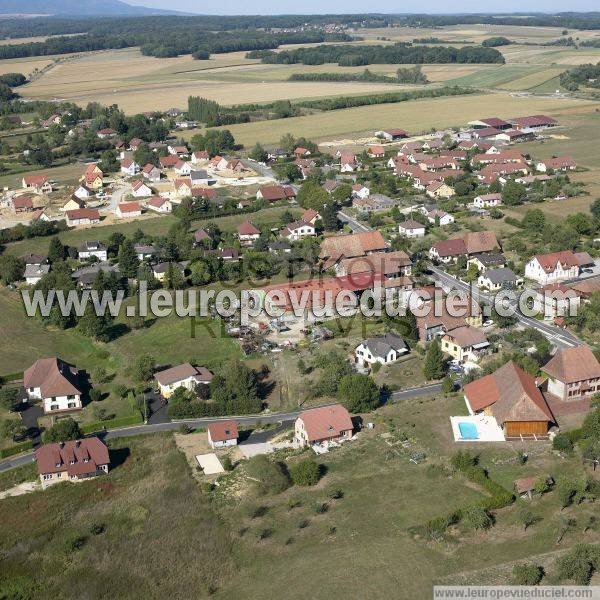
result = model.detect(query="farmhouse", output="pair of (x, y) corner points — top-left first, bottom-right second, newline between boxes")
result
(543, 346), (600, 403)
(301, 209), (321, 225)
(24, 357), (83, 414)
(375, 128), (408, 141)
(22, 174), (52, 194)
(66, 208), (100, 227)
(207, 421), (238, 449)
(441, 326), (489, 363)
(147, 196), (172, 213)
(355, 333), (408, 367)
(35, 437), (109, 489)
(142, 163), (161, 182)
(120, 159), (140, 176)
(12, 195), (34, 212)
(294, 404), (353, 449)
(237, 220), (261, 245)
(257, 185), (296, 202)
(464, 362), (555, 439)
(154, 363), (213, 399)
(116, 202), (142, 218)
(525, 251), (580, 285)
(281, 220), (316, 241)
(319, 230), (388, 269)
(398, 219), (426, 238)
(131, 180), (153, 198)
(78, 241), (107, 261)
(25, 264), (50, 285)
(536, 157), (577, 172)
(474, 193), (502, 208)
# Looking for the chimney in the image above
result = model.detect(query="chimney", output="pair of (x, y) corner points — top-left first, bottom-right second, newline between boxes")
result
(75, 440), (81, 448)
(59, 442), (64, 449)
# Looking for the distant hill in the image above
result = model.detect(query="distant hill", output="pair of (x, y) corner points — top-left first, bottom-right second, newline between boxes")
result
(0, 0), (190, 16)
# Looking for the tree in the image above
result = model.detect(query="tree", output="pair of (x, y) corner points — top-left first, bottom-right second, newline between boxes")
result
(502, 180), (527, 206)
(582, 406), (600, 439)
(131, 354), (155, 384)
(337, 373), (380, 413)
(289, 458), (321, 486)
(0, 419), (26, 442)
(0, 387), (21, 412)
(245, 455), (290, 496)
(423, 338), (446, 380)
(47, 236), (65, 263)
(0, 255), (25, 284)
(279, 133), (296, 155)
(441, 375), (454, 395)
(76, 306), (112, 342)
(522, 208), (546, 232)
(512, 564), (543, 586)
(42, 417), (82, 443)
(465, 263), (479, 282)
(249, 142), (267, 162)
(554, 543), (600, 583)
(117, 240), (140, 278)
(517, 508), (539, 531)
(296, 180), (330, 211)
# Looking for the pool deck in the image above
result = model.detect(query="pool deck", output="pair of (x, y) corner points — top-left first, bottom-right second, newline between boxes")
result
(450, 415), (505, 442)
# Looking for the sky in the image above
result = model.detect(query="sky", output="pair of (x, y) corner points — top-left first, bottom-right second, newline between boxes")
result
(125, 1), (600, 15)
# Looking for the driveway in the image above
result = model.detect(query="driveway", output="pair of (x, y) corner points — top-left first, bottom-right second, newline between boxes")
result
(19, 402), (43, 448)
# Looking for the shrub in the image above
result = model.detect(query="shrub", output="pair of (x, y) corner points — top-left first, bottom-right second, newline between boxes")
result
(328, 488), (344, 500)
(245, 455), (290, 496)
(221, 456), (233, 472)
(43, 418), (82, 443)
(314, 502), (329, 514)
(65, 535), (86, 553)
(552, 433), (573, 453)
(462, 506), (492, 530)
(289, 458), (321, 486)
(90, 522), (105, 535)
(512, 563), (543, 585)
(554, 544), (600, 584)
(89, 389), (102, 403)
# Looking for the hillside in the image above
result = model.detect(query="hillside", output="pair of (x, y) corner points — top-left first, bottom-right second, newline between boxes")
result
(0, 0), (188, 16)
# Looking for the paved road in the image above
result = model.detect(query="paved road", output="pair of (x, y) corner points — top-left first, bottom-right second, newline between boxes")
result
(429, 266), (584, 349)
(0, 382), (444, 474)
(338, 211), (373, 233)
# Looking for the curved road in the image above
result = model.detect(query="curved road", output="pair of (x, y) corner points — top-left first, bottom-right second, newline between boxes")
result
(0, 382), (442, 474)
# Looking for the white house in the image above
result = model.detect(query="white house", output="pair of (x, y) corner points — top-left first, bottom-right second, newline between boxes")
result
(24, 263), (49, 285)
(355, 333), (408, 367)
(154, 363), (213, 398)
(427, 209), (455, 226)
(207, 421), (238, 449)
(237, 221), (260, 245)
(78, 241), (108, 261)
(524, 251), (580, 285)
(174, 160), (192, 176)
(281, 220), (316, 241)
(131, 180), (153, 198)
(142, 163), (161, 182)
(398, 219), (426, 238)
(73, 185), (94, 200)
(478, 267), (521, 291)
(116, 202), (142, 218)
(351, 184), (370, 199)
(474, 193), (502, 208)
(146, 196), (172, 213)
(532, 283), (581, 319)
(120, 159), (140, 176)
(24, 357), (82, 413)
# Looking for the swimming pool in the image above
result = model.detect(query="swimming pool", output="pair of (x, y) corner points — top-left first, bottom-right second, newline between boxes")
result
(458, 421), (479, 440)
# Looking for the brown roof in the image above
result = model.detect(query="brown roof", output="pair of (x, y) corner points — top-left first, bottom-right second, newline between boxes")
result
(533, 251), (578, 273)
(443, 325), (488, 349)
(574, 251), (594, 267)
(569, 276), (600, 297)
(464, 362), (554, 424)
(463, 231), (499, 255)
(399, 219), (425, 231)
(514, 476), (539, 494)
(258, 185), (295, 201)
(35, 437), (109, 476)
(542, 346), (600, 384)
(147, 196), (167, 208)
(23, 358), (81, 398)
(237, 220), (260, 236)
(118, 201), (141, 213)
(207, 420), (238, 442)
(66, 208), (100, 221)
(319, 231), (388, 264)
(23, 174), (48, 186)
(431, 238), (467, 258)
(154, 363), (213, 386)
(298, 404), (353, 442)
(301, 209), (319, 222)
(13, 196), (33, 209)
(159, 155), (180, 167)
(337, 250), (411, 277)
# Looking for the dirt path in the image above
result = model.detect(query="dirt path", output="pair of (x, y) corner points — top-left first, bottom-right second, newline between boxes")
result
(0, 480), (40, 500)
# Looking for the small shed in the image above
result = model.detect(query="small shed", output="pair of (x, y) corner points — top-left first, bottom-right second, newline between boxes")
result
(207, 420), (239, 449)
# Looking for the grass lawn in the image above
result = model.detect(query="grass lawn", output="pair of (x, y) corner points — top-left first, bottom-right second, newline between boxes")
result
(0, 435), (234, 598)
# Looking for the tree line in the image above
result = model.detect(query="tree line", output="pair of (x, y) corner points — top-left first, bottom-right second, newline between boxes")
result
(559, 62), (600, 91)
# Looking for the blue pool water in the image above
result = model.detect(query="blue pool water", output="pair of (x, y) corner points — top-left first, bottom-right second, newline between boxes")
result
(458, 421), (479, 440)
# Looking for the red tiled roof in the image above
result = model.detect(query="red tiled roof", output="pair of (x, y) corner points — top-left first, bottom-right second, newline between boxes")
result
(298, 404), (353, 442)
(35, 437), (109, 476)
(118, 201), (141, 213)
(13, 196), (33, 209)
(431, 238), (467, 258)
(532, 251), (578, 273)
(207, 420), (238, 442)
(24, 357), (81, 398)
(66, 208), (100, 221)
(543, 346), (600, 384)
(237, 220), (260, 236)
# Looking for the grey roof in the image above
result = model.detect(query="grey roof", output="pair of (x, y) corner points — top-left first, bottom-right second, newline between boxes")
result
(269, 241), (291, 251)
(190, 169), (208, 179)
(474, 252), (505, 267)
(360, 333), (407, 359)
(24, 264), (49, 279)
(78, 241), (106, 252)
(134, 244), (157, 255)
(485, 267), (517, 284)
(72, 262), (119, 283)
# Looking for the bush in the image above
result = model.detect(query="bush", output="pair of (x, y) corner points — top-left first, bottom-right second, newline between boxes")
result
(43, 418), (82, 443)
(554, 544), (600, 584)
(90, 522), (105, 535)
(512, 563), (543, 585)
(462, 506), (492, 530)
(289, 458), (321, 486)
(552, 433), (573, 453)
(245, 455), (290, 496)
(89, 389), (103, 403)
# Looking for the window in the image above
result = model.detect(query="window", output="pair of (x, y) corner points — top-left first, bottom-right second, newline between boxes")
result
(68, 402), (76, 408)
(50, 405), (58, 411)
(67, 395), (75, 400)
(43, 474), (52, 480)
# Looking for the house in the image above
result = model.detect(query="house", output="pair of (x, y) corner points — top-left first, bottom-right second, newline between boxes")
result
(154, 363), (213, 398)
(301, 209), (321, 225)
(427, 209), (455, 225)
(24, 357), (83, 413)
(21, 253), (47, 266)
(174, 178), (193, 197)
(191, 150), (210, 164)
(495, 129), (534, 143)
(35, 437), (109, 489)
(323, 179), (341, 194)
(468, 117), (511, 130)
(142, 163), (161, 182)
(25, 263), (49, 285)
(472, 150), (526, 166)
(237, 220), (260, 245)
(429, 239), (467, 263)
(375, 128), (408, 141)
(319, 230), (388, 270)
(174, 160), (192, 176)
(294, 404), (353, 449)
(12, 195), (34, 212)
(226, 159), (244, 173)
(426, 181), (455, 199)
(294, 147), (311, 157)
(128, 137), (143, 151)
(532, 283), (580, 318)
(207, 421), (238, 449)
(22, 175), (52, 194)
(190, 170), (211, 186)
(463, 361), (555, 438)
(96, 128), (117, 139)
(73, 184), (94, 200)
(281, 220), (316, 241)
(441, 326), (489, 363)
(335, 249), (412, 279)
(168, 145), (188, 156)
(194, 228), (211, 245)
(78, 241), (107, 261)
(525, 251), (580, 285)
(367, 145), (385, 158)
(205, 248), (239, 262)
(398, 219), (426, 238)
(464, 231), (500, 256)
(474, 193), (502, 208)
(542, 346), (600, 402)
(134, 244), (157, 260)
(269, 240), (292, 254)
(209, 155), (228, 171)
(66, 208), (100, 227)
(152, 262), (183, 282)
(146, 196), (172, 213)
(116, 202), (142, 218)
(131, 180), (153, 198)
(41, 114), (61, 128)
(120, 159), (140, 176)
(478, 267), (521, 291)
(467, 253), (506, 273)
(419, 156), (460, 172)
(256, 185), (296, 202)
(62, 197), (85, 212)
(352, 195), (395, 212)
(191, 187), (217, 201)
(30, 209), (51, 223)
(569, 276), (600, 301)
(159, 155), (180, 169)
(536, 157), (577, 172)
(340, 153), (359, 172)
(351, 183), (370, 199)
(415, 295), (482, 341)
(355, 333), (408, 367)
